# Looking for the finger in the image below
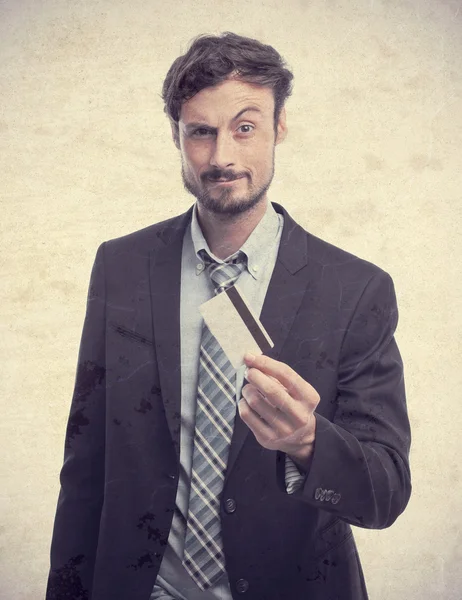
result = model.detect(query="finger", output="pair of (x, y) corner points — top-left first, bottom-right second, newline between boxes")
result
(238, 398), (275, 442)
(245, 369), (312, 428)
(245, 366), (287, 392)
(241, 384), (292, 431)
(244, 353), (319, 403)
(244, 370), (292, 415)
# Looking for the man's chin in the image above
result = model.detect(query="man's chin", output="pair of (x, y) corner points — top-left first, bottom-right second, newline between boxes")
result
(197, 193), (263, 216)
(181, 173), (270, 216)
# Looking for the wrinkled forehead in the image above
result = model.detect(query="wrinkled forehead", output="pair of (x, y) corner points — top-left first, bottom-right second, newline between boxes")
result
(179, 78), (276, 125)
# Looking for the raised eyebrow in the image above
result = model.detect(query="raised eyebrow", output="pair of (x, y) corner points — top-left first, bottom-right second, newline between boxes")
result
(232, 106), (262, 121)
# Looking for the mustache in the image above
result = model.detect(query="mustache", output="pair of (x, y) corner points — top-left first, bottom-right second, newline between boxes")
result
(201, 169), (248, 182)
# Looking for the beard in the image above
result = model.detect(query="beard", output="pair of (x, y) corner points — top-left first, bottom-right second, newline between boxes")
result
(181, 154), (275, 217)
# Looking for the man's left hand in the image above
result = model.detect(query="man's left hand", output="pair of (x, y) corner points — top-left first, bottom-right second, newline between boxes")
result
(238, 353), (320, 471)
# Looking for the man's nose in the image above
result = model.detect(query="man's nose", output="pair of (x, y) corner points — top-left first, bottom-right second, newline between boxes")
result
(209, 132), (236, 169)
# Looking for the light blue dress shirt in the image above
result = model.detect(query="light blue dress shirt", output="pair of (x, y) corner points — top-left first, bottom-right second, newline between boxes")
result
(151, 201), (305, 600)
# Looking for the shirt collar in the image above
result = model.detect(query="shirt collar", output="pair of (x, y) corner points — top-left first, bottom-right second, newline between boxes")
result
(190, 200), (281, 280)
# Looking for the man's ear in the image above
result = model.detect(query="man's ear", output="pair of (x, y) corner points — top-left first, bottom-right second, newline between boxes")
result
(171, 121), (181, 150)
(275, 107), (288, 145)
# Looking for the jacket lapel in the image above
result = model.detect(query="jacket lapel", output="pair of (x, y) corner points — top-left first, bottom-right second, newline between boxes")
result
(149, 206), (193, 462)
(225, 203), (311, 479)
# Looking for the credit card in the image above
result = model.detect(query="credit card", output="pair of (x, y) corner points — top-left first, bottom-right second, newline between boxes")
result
(199, 283), (274, 369)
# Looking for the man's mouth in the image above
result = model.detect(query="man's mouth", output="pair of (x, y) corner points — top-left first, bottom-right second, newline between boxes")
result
(205, 175), (245, 184)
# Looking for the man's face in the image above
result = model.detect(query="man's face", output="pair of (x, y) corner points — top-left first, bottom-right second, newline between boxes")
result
(175, 78), (287, 216)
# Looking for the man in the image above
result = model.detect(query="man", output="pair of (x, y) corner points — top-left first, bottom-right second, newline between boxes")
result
(46, 32), (411, 600)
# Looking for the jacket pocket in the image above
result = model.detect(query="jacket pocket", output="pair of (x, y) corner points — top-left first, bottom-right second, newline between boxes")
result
(314, 518), (354, 560)
(109, 321), (154, 347)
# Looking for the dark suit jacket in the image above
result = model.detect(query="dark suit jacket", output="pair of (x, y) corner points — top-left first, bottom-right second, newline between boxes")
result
(46, 202), (411, 600)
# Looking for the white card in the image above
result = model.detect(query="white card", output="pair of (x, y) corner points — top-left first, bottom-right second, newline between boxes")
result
(199, 283), (274, 369)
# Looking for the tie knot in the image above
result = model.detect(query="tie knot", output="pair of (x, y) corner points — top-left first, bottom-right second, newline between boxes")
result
(198, 249), (247, 294)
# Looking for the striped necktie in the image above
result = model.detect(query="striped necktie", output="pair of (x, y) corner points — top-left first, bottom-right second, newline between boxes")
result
(182, 249), (247, 590)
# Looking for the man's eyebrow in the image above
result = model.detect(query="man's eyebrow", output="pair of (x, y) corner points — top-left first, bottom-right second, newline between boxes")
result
(232, 106), (262, 121)
(183, 106), (262, 132)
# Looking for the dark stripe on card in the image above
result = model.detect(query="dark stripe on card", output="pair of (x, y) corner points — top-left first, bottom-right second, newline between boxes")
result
(225, 286), (272, 353)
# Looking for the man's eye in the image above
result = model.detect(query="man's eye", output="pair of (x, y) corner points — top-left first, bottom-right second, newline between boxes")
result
(192, 128), (212, 137)
(238, 124), (254, 134)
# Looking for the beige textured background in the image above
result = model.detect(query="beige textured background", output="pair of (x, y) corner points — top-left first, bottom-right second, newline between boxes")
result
(1, 0), (461, 598)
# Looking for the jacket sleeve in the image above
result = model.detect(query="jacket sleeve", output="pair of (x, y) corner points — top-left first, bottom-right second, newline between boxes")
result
(278, 269), (412, 529)
(46, 243), (107, 600)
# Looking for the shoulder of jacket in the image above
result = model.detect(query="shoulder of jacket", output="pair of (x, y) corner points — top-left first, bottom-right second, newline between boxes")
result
(304, 229), (390, 282)
(100, 209), (192, 257)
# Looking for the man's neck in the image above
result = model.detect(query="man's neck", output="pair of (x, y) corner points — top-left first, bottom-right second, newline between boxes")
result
(197, 199), (268, 260)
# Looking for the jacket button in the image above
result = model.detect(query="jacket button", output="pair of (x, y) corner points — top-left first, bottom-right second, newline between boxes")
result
(332, 493), (341, 504)
(315, 487), (327, 500)
(224, 498), (236, 514)
(236, 578), (249, 593)
(325, 489), (334, 501)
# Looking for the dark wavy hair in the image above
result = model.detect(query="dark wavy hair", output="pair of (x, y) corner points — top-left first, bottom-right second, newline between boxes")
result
(162, 32), (294, 137)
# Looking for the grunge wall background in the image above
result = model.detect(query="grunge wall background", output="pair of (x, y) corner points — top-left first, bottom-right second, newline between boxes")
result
(1, 0), (461, 598)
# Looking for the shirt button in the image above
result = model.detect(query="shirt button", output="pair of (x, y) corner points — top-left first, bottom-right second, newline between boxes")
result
(236, 578), (249, 593)
(224, 498), (237, 514)
(196, 263), (204, 271)
(252, 265), (259, 272)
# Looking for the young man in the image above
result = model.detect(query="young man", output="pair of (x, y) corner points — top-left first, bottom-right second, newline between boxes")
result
(46, 32), (411, 600)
